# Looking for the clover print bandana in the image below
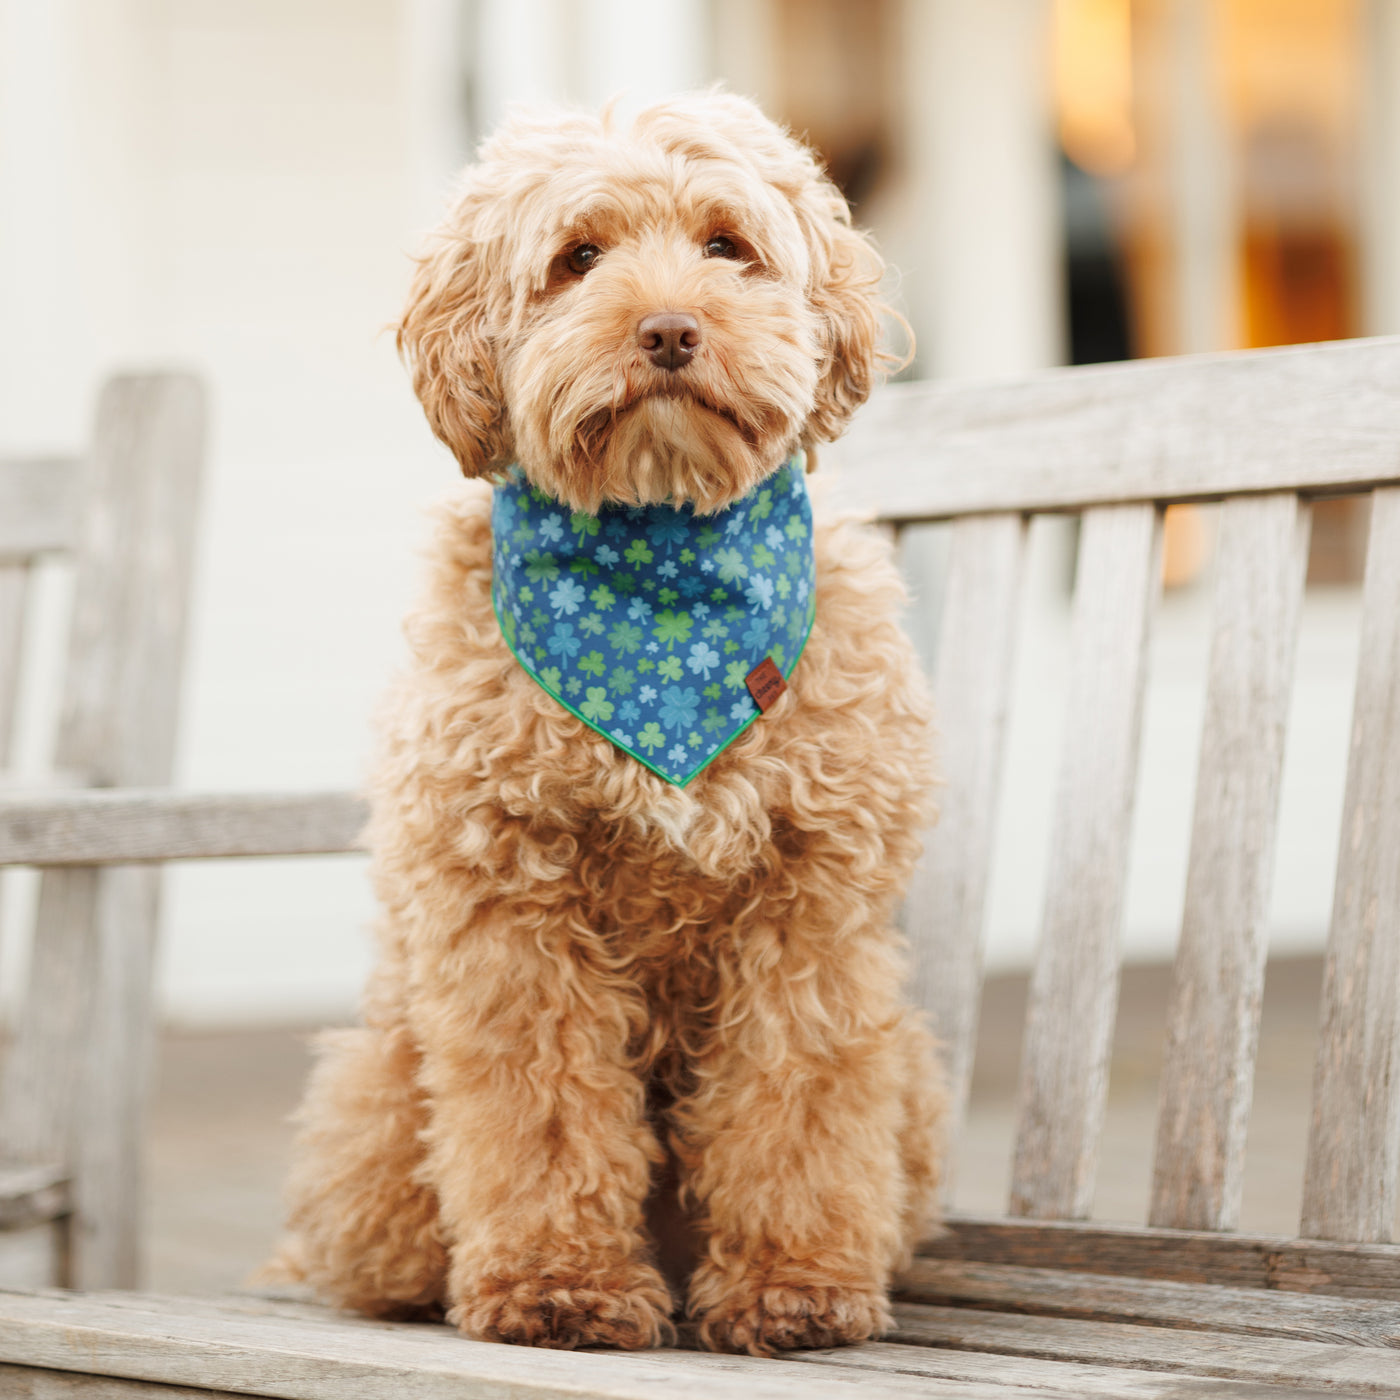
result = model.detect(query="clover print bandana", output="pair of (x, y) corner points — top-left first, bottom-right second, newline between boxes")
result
(490, 455), (817, 786)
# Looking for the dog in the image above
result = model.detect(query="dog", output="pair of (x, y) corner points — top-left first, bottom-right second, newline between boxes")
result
(278, 90), (944, 1357)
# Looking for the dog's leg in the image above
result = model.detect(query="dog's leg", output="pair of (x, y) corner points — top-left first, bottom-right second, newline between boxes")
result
(677, 853), (942, 1355)
(407, 884), (673, 1350)
(279, 956), (448, 1317)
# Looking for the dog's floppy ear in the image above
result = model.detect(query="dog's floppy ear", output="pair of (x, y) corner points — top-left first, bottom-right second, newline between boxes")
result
(396, 198), (511, 479)
(792, 178), (891, 447)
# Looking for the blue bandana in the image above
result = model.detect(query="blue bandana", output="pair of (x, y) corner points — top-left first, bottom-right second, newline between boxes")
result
(490, 457), (816, 786)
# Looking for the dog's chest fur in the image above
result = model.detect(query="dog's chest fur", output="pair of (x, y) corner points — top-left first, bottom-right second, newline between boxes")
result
(374, 481), (936, 1045)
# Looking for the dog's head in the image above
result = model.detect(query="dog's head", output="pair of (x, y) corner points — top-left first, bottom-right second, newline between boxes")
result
(397, 91), (893, 514)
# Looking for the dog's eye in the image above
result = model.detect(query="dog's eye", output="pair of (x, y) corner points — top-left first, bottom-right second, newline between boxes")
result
(566, 244), (603, 275)
(703, 235), (740, 260)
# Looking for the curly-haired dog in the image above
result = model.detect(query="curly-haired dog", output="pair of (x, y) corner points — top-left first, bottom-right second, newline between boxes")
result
(279, 91), (944, 1356)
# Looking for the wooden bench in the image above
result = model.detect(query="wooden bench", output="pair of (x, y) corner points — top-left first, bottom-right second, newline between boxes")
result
(0, 373), (206, 1292)
(4, 337), (1400, 1397)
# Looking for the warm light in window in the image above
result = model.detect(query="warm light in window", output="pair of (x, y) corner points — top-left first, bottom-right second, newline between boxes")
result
(1054, 0), (1135, 176)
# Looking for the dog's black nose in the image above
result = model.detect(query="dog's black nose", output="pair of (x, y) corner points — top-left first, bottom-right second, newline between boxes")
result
(637, 312), (700, 371)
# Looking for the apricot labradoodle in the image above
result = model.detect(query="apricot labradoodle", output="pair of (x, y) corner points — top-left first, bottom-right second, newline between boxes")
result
(279, 90), (944, 1357)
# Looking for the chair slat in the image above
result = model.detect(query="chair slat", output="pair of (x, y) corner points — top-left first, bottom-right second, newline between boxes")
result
(920, 1214), (1400, 1296)
(898, 1257), (1400, 1345)
(818, 1334), (1366, 1399)
(0, 457), (81, 561)
(901, 514), (1026, 1182)
(0, 790), (368, 865)
(0, 562), (26, 990)
(1, 868), (102, 1168)
(1009, 503), (1161, 1220)
(1302, 486), (1400, 1243)
(0, 375), (206, 1290)
(1150, 493), (1312, 1231)
(1, 1366), (250, 1398)
(832, 335), (1400, 522)
(0, 1290), (959, 1400)
(890, 1303), (1400, 1395)
(0, 563), (30, 763)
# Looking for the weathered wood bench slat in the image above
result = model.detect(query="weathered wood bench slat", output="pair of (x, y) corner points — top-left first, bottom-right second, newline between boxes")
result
(917, 1216), (1400, 1296)
(1, 376), (206, 1292)
(1010, 503), (1162, 1220)
(1150, 492), (1313, 1232)
(0, 563), (30, 764)
(0, 457), (81, 561)
(1303, 483), (1400, 1245)
(802, 1338), (1340, 1399)
(900, 512), (1026, 1178)
(899, 1258), (1400, 1345)
(47, 1287), (1353, 1399)
(0, 1289), (1043, 1400)
(0, 1166), (71, 1233)
(834, 336), (1400, 522)
(890, 1302), (1400, 1394)
(0, 1288), (1359, 1400)
(2, 869), (103, 1172)
(0, 1367), (252, 1399)
(0, 791), (368, 866)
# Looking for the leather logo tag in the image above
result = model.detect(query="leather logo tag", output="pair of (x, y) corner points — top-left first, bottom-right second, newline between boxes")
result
(745, 656), (786, 713)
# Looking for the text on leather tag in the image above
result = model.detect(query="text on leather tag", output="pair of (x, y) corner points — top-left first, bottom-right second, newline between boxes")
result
(745, 657), (786, 713)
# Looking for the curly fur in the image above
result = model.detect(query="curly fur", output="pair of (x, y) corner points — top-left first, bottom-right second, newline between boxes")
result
(278, 90), (945, 1357)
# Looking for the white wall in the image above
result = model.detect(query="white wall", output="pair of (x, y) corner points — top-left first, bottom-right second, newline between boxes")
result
(2, 0), (454, 1025)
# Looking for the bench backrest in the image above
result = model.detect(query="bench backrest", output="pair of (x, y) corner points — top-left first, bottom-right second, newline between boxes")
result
(2, 340), (1398, 1294)
(832, 334), (1400, 1245)
(0, 375), (205, 1288)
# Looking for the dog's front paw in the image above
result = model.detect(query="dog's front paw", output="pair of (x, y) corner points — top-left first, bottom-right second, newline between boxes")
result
(451, 1267), (674, 1350)
(692, 1272), (891, 1355)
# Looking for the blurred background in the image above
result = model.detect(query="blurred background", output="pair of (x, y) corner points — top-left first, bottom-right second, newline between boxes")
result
(3, 0), (1399, 1280)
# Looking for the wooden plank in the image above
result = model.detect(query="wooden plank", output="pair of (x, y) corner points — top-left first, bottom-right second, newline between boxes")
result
(0, 1167), (70, 1233)
(890, 1302), (1400, 1395)
(840, 335), (1400, 522)
(0, 773), (92, 793)
(898, 1258), (1400, 1346)
(1, 867), (101, 1194)
(1303, 485), (1400, 1244)
(0, 791), (368, 866)
(48, 377), (205, 791)
(0, 562), (28, 1049)
(0, 1364), (249, 1398)
(915, 1216), (1400, 1297)
(0, 458), (81, 561)
(901, 513), (1027, 1180)
(0, 564), (29, 765)
(1009, 505), (1162, 1220)
(97, 1289), (1338, 1397)
(802, 1340), (1341, 1399)
(1150, 493), (1313, 1231)
(0, 375), (207, 1291)
(0, 1288), (1013, 1400)
(1302, 481), (1400, 1242)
